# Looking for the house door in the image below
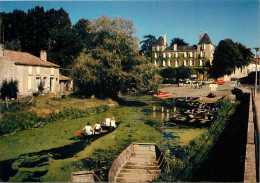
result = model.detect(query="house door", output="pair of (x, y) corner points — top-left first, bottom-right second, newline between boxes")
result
(50, 77), (54, 92)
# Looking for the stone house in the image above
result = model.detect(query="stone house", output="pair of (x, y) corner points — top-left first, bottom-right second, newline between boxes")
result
(152, 31), (215, 68)
(0, 45), (60, 96)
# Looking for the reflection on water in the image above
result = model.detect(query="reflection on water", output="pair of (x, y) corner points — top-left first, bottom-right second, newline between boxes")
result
(151, 105), (207, 156)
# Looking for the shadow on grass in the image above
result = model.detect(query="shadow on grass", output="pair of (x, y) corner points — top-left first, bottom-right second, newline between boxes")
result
(117, 98), (148, 107)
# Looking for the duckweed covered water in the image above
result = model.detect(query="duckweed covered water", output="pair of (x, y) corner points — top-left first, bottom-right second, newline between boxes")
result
(0, 95), (206, 181)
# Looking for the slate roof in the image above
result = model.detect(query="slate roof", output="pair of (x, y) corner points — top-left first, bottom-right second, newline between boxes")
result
(154, 36), (168, 46)
(165, 46), (196, 51)
(3, 50), (59, 67)
(198, 33), (213, 45)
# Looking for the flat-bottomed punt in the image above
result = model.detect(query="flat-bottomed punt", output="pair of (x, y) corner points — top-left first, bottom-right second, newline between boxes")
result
(108, 143), (166, 182)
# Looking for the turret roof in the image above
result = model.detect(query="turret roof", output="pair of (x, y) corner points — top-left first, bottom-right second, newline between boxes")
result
(198, 33), (213, 45)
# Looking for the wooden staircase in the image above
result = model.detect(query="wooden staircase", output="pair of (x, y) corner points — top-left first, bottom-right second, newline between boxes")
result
(114, 144), (162, 182)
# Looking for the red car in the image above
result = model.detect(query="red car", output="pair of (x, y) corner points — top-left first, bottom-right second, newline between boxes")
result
(214, 80), (225, 85)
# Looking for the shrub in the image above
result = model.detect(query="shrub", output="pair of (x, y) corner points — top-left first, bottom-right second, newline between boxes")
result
(0, 79), (18, 99)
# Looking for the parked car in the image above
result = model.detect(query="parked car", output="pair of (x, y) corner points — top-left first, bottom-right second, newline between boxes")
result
(214, 80), (225, 85)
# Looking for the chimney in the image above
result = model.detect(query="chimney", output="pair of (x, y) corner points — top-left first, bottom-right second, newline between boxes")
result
(0, 44), (3, 58)
(163, 34), (166, 46)
(173, 44), (177, 51)
(40, 50), (47, 61)
(199, 31), (203, 42)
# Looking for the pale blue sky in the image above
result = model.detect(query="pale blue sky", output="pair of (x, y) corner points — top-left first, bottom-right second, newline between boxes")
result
(0, 1), (259, 50)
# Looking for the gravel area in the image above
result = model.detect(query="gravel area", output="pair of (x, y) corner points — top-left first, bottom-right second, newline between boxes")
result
(159, 83), (237, 102)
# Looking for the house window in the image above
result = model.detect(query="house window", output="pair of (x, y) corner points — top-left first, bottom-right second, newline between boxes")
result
(156, 46), (159, 51)
(154, 61), (157, 66)
(189, 52), (193, 58)
(201, 52), (204, 58)
(51, 68), (54, 76)
(184, 53), (187, 58)
(36, 67), (40, 75)
(36, 77), (41, 91)
(163, 61), (166, 66)
(175, 53), (179, 58)
(176, 61), (180, 67)
(163, 53), (166, 58)
(27, 76), (32, 92)
(184, 60), (189, 66)
(28, 66), (33, 75)
(203, 44), (206, 50)
(155, 53), (157, 58)
(190, 60), (194, 66)
(168, 53), (171, 58)
(42, 77), (47, 88)
(200, 60), (205, 66)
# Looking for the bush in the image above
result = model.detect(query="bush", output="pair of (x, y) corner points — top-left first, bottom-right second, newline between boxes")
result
(0, 79), (18, 99)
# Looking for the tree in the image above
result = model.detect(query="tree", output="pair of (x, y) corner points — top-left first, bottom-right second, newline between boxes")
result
(170, 38), (189, 47)
(139, 35), (156, 57)
(210, 39), (252, 79)
(72, 18), (93, 50)
(71, 15), (161, 98)
(0, 79), (18, 99)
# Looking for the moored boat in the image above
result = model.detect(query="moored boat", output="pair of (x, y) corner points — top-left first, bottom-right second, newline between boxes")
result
(69, 170), (101, 182)
(108, 143), (167, 182)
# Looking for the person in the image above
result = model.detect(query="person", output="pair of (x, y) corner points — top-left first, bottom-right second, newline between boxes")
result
(82, 122), (93, 136)
(105, 116), (111, 127)
(110, 117), (117, 128)
(93, 121), (102, 135)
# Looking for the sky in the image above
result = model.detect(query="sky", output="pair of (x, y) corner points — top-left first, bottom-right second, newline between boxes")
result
(0, 0), (259, 50)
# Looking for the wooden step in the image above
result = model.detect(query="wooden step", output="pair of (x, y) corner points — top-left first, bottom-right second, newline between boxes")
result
(123, 164), (160, 170)
(119, 168), (161, 175)
(116, 174), (158, 182)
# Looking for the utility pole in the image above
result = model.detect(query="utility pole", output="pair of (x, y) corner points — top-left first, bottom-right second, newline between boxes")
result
(254, 47), (259, 97)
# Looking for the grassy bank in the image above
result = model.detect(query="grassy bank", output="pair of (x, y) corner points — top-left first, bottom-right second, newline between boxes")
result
(0, 94), (116, 135)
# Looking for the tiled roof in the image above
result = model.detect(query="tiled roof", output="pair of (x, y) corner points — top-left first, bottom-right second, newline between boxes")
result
(165, 46), (196, 51)
(60, 75), (71, 81)
(198, 33), (213, 45)
(3, 50), (59, 67)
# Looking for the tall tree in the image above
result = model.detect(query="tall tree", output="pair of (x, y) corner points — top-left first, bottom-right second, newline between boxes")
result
(139, 35), (156, 57)
(71, 15), (161, 98)
(210, 39), (250, 79)
(72, 18), (93, 50)
(170, 38), (189, 47)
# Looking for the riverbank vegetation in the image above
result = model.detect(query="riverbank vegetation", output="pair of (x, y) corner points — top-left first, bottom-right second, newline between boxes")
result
(157, 99), (238, 181)
(0, 94), (116, 135)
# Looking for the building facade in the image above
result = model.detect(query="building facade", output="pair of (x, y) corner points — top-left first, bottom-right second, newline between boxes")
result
(0, 45), (60, 96)
(152, 31), (215, 69)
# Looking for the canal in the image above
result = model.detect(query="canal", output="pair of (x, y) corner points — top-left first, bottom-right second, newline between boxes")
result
(0, 95), (207, 181)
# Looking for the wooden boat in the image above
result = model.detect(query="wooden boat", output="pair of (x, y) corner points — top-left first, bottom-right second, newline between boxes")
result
(69, 170), (101, 182)
(108, 143), (167, 182)
(153, 92), (171, 98)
